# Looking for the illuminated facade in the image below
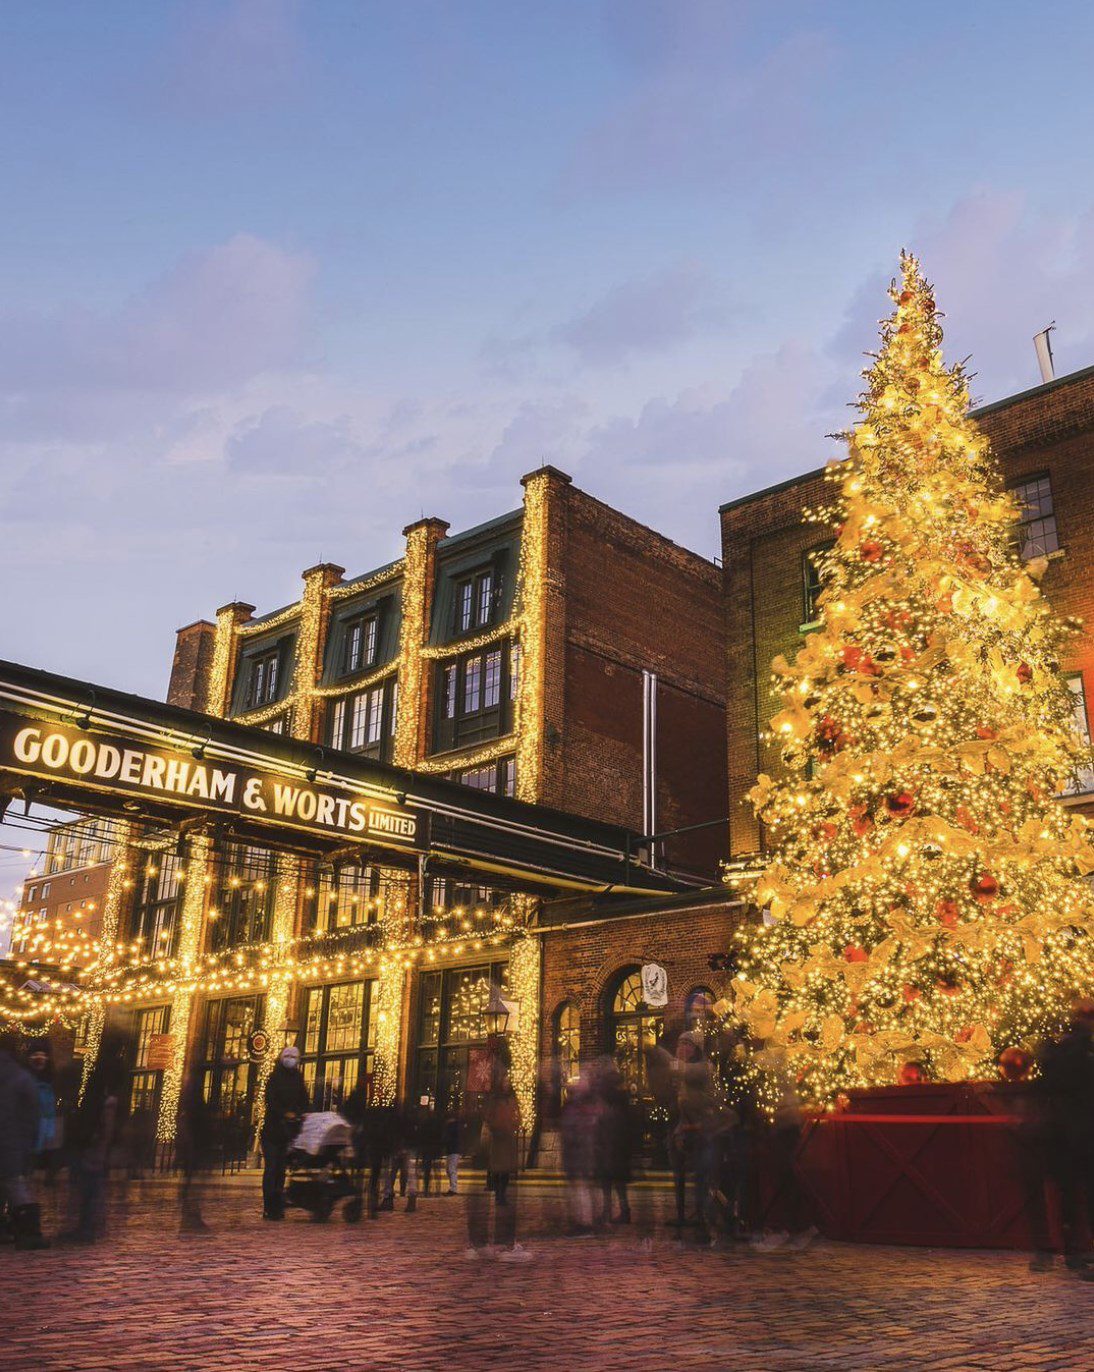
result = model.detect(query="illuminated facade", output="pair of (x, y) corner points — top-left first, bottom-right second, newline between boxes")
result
(91, 466), (726, 1146)
(9, 818), (111, 966)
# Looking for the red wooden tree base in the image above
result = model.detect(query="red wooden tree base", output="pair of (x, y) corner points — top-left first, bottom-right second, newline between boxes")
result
(787, 1082), (1057, 1249)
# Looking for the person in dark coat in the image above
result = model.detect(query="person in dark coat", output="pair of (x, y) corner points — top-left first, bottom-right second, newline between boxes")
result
(593, 1057), (633, 1227)
(1037, 1000), (1094, 1276)
(62, 1028), (127, 1245)
(176, 1071), (217, 1235)
(260, 1045), (309, 1220)
(25, 1038), (62, 1186)
(0, 1030), (47, 1250)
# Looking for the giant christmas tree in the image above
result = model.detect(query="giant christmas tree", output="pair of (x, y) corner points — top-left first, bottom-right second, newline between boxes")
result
(729, 253), (1094, 1108)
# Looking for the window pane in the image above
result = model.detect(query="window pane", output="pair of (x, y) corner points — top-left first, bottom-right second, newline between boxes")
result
(484, 649), (501, 708)
(509, 641), (520, 700)
(459, 581), (473, 632)
(364, 617), (378, 666)
(346, 621), (363, 672)
(349, 693), (368, 749)
(1013, 475), (1060, 560)
(501, 757), (515, 797)
(325, 982), (365, 1053)
(304, 988), (323, 1054)
(477, 572), (493, 626)
(366, 687), (383, 744)
(464, 657), (482, 713)
(329, 699), (346, 749)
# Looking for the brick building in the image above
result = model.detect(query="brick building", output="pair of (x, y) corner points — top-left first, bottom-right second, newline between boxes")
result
(92, 466), (726, 1147)
(9, 817), (111, 966)
(721, 364), (1094, 858)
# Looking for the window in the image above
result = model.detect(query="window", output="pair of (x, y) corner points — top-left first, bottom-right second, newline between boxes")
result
(299, 980), (377, 1111)
(554, 1001), (581, 1103)
(1011, 474), (1060, 560)
(41, 883), (50, 899)
(328, 679), (397, 762)
(313, 863), (381, 933)
(26, 886), (36, 904)
(452, 757), (516, 797)
(428, 877), (506, 913)
(200, 995), (264, 1144)
(433, 642), (518, 752)
(453, 569), (497, 636)
(131, 850), (183, 960)
(129, 1004), (171, 1115)
(209, 845), (275, 951)
(1066, 674), (1094, 796)
(414, 962), (509, 1112)
(247, 648), (281, 708)
(608, 968), (664, 1099)
(343, 613), (379, 675)
(264, 713), (291, 736)
(802, 542), (834, 625)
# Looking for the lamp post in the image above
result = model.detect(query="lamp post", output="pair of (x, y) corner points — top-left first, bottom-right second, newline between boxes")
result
(484, 984), (511, 1040)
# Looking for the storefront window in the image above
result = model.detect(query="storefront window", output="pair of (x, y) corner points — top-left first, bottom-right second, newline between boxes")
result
(413, 962), (509, 1112)
(299, 979), (377, 1110)
(200, 995), (265, 1142)
(555, 1000), (581, 1106)
(209, 844), (275, 951)
(608, 969), (663, 1099)
(129, 1004), (171, 1115)
(312, 863), (381, 932)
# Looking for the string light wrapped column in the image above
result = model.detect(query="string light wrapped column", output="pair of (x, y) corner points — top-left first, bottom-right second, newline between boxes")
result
(372, 955), (406, 1104)
(507, 923), (541, 1149)
(393, 517), (449, 768)
(80, 823), (132, 1094)
(155, 832), (211, 1139)
(206, 601), (256, 715)
(252, 854), (301, 1138)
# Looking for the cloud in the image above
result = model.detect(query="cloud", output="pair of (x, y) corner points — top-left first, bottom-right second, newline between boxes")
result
(226, 406), (366, 476)
(566, 2), (838, 194)
(557, 262), (728, 365)
(0, 234), (314, 442)
(156, 0), (306, 113)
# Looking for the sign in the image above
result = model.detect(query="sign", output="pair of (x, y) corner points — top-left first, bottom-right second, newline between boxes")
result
(146, 1032), (176, 1072)
(0, 711), (426, 852)
(247, 1028), (270, 1063)
(641, 962), (668, 1008)
(465, 1046), (494, 1094)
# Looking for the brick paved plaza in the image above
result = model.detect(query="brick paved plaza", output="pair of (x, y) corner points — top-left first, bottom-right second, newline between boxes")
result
(2, 1178), (1094, 1371)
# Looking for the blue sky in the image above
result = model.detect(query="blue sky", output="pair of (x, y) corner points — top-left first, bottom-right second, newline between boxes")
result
(4, 0), (1094, 712)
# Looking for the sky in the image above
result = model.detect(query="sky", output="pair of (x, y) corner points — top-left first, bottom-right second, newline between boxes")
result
(3, 0), (1094, 707)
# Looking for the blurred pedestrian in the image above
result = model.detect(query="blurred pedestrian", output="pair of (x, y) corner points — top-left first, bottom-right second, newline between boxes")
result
(419, 1102), (442, 1197)
(1037, 1000), (1094, 1277)
(0, 1029), (47, 1250)
(751, 1074), (816, 1253)
(176, 1071), (216, 1236)
(443, 1109), (462, 1195)
(261, 1045), (309, 1221)
(560, 1065), (597, 1236)
(593, 1057), (633, 1227)
(61, 1029), (127, 1245)
(25, 1037), (63, 1187)
(381, 1103), (420, 1213)
(669, 1030), (717, 1240)
(465, 1060), (530, 1261)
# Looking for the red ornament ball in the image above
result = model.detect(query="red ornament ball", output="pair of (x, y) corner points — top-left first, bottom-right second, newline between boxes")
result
(936, 899), (960, 929)
(998, 1047), (1033, 1083)
(1016, 662), (1034, 685)
(843, 945), (869, 964)
(860, 539), (884, 563)
(886, 789), (916, 819)
(899, 1061), (926, 1086)
(971, 871), (1000, 902)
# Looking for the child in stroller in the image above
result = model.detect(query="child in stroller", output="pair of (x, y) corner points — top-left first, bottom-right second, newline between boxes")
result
(285, 1111), (364, 1222)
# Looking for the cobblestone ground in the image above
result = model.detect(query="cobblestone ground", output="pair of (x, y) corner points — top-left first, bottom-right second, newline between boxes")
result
(2, 1176), (1094, 1371)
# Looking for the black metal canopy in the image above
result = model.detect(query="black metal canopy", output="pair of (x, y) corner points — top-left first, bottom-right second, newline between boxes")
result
(0, 658), (684, 898)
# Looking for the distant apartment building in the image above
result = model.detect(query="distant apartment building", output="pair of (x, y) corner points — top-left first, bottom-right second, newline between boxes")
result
(10, 817), (112, 964)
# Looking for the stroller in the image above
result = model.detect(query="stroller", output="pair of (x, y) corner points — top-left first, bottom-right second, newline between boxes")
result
(285, 1111), (364, 1222)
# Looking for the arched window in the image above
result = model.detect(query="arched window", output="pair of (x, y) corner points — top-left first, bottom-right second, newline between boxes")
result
(554, 1001), (580, 1105)
(608, 968), (663, 1098)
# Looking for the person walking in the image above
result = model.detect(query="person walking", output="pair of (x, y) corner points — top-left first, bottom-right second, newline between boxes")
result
(176, 1070), (216, 1235)
(669, 1030), (718, 1240)
(0, 1030), (47, 1250)
(1037, 999), (1094, 1276)
(442, 1109), (462, 1195)
(381, 1103), (420, 1213)
(25, 1038), (63, 1188)
(61, 1029), (127, 1245)
(593, 1058), (633, 1228)
(260, 1045), (309, 1221)
(465, 1060), (531, 1261)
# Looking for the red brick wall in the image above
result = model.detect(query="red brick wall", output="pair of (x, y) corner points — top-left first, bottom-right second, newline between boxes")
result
(539, 898), (745, 1073)
(721, 368), (1094, 856)
(553, 485), (727, 876)
(167, 621), (216, 711)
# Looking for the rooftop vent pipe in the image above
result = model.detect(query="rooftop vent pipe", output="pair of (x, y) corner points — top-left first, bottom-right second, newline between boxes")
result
(1034, 322), (1056, 384)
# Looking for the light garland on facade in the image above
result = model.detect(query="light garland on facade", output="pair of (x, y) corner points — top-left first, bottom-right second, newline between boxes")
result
(233, 695), (297, 729)
(393, 524), (432, 768)
(252, 854), (300, 1138)
(327, 566), (402, 602)
(507, 924), (540, 1136)
(371, 957), (405, 1104)
(414, 734), (517, 775)
(156, 831), (211, 1139)
(310, 662), (398, 700)
(79, 825), (130, 1093)
(207, 605), (247, 715)
(236, 605), (300, 637)
(514, 474), (548, 804)
(419, 619), (519, 660)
